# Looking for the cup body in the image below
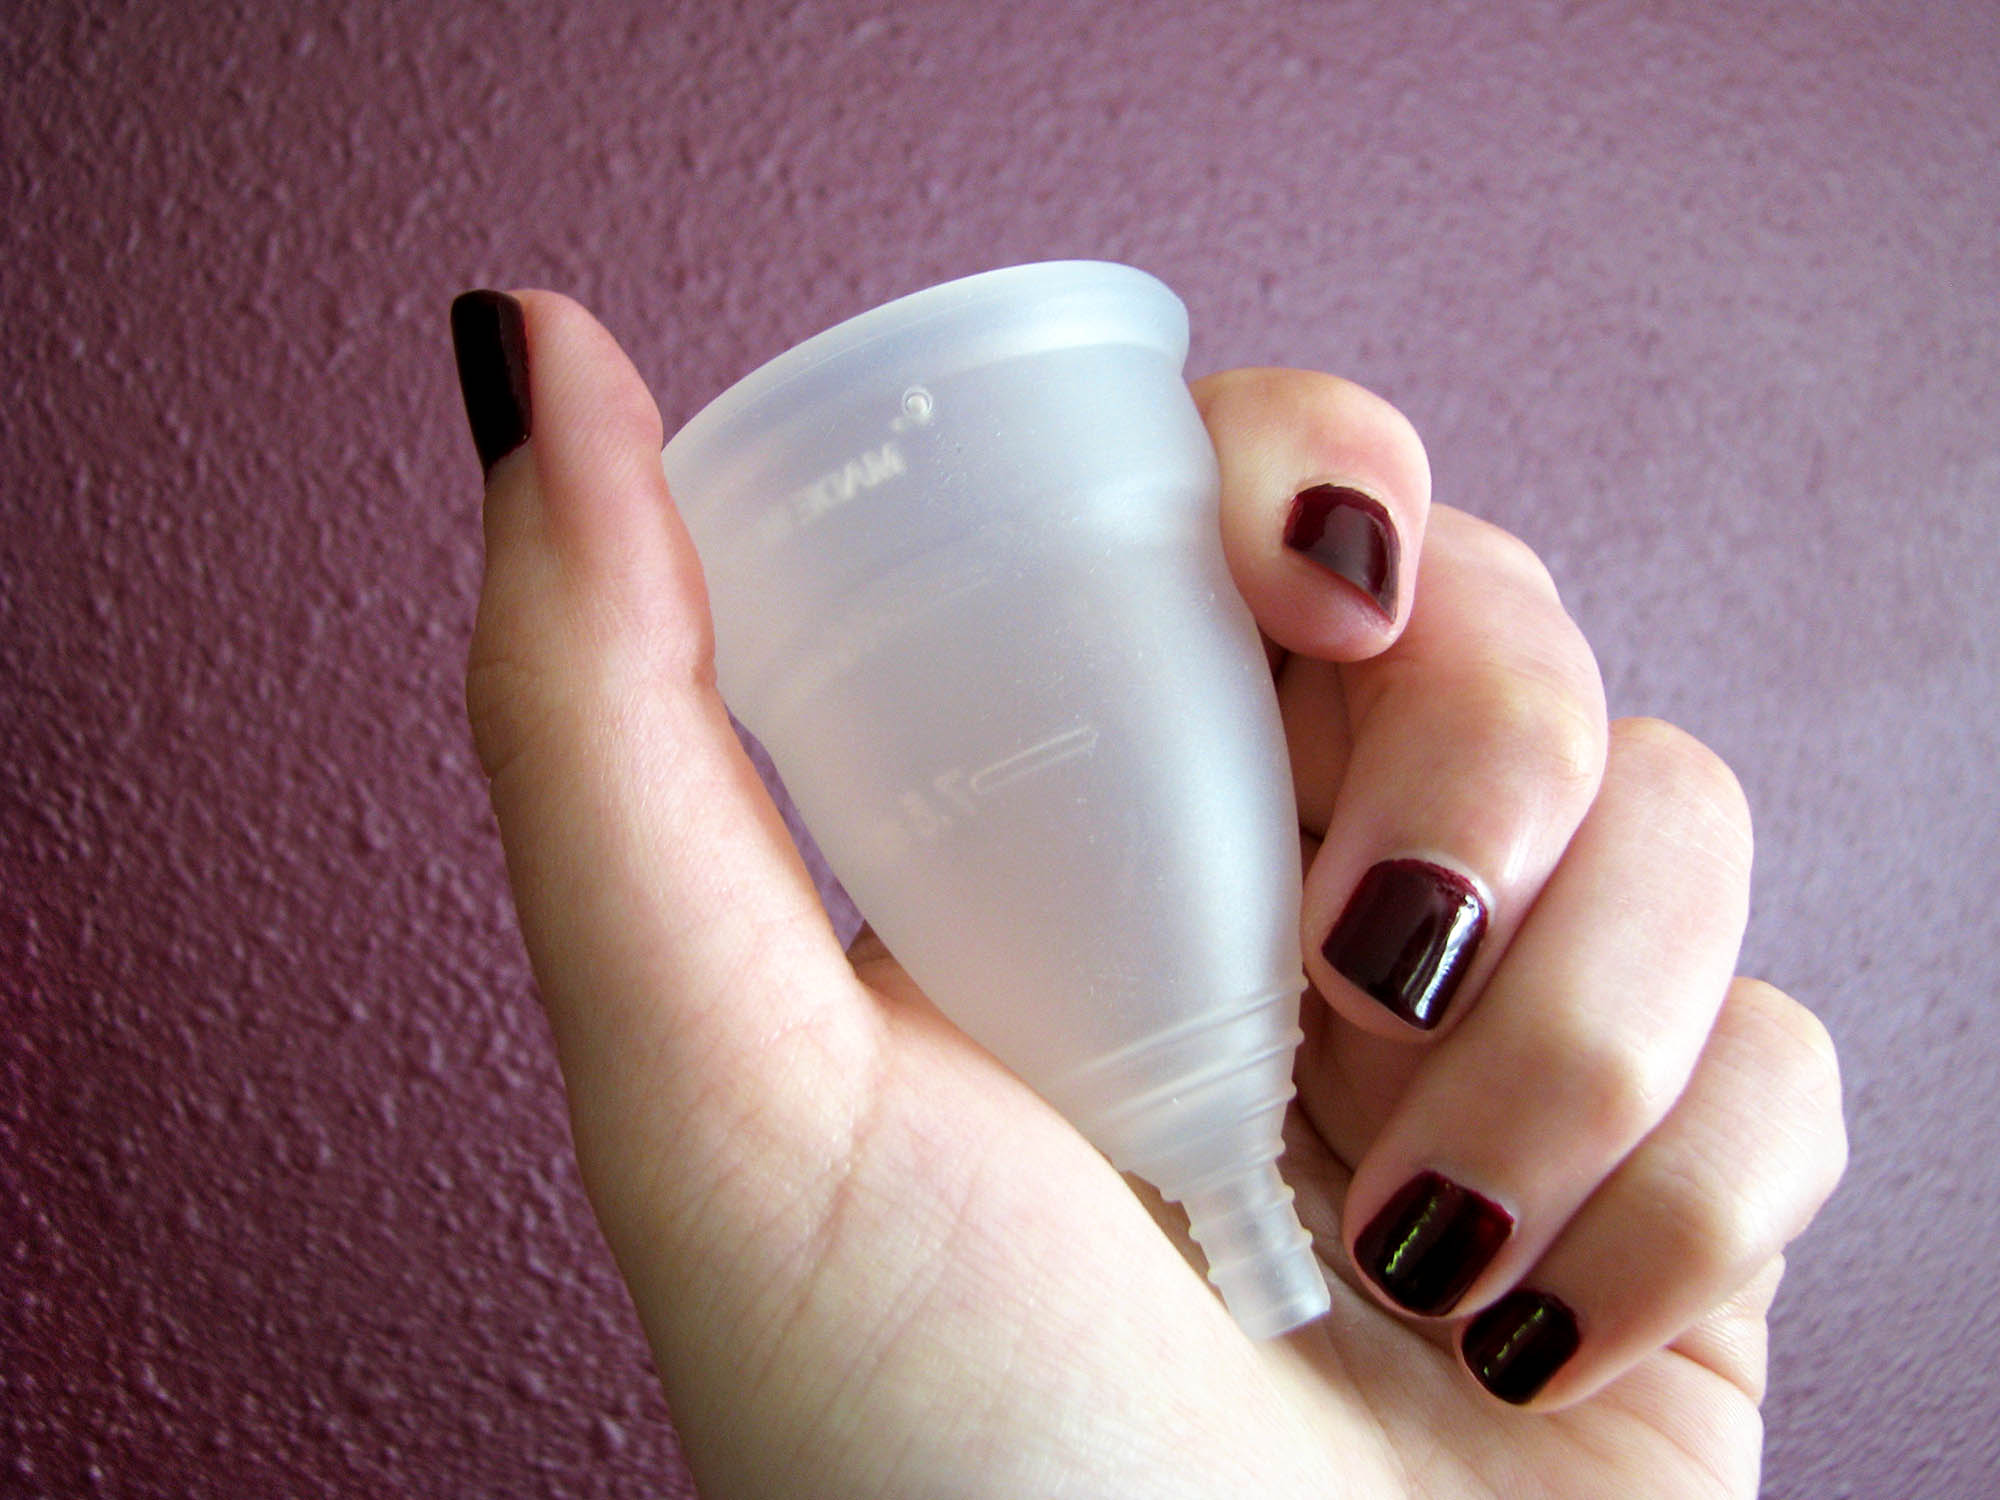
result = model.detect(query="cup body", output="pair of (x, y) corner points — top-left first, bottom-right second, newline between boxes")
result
(663, 261), (1302, 1173)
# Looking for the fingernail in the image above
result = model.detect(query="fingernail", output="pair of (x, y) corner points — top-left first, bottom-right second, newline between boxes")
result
(450, 289), (531, 476)
(1322, 858), (1487, 1030)
(1283, 484), (1398, 619)
(1354, 1170), (1512, 1316)
(1461, 1290), (1581, 1404)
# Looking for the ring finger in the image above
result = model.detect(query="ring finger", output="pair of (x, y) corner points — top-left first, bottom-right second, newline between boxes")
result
(1456, 974), (1846, 1408)
(1340, 718), (1756, 1322)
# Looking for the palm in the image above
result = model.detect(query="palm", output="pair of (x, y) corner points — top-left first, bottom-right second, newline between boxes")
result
(706, 943), (1763, 1500)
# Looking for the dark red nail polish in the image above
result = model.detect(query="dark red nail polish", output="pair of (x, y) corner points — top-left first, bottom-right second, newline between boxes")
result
(450, 289), (531, 476)
(1462, 1290), (1581, 1404)
(1283, 484), (1398, 618)
(1353, 1170), (1512, 1316)
(1322, 859), (1487, 1030)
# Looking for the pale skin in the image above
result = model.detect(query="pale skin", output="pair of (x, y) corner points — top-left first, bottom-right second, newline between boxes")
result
(460, 291), (1847, 1498)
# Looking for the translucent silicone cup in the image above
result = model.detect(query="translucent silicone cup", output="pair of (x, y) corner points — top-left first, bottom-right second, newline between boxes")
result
(663, 262), (1330, 1339)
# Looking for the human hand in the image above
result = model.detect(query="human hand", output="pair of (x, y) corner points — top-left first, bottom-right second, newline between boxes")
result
(451, 288), (1846, 1498)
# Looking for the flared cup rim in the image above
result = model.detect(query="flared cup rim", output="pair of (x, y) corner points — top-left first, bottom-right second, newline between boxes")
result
(662, 259), (1188, 485)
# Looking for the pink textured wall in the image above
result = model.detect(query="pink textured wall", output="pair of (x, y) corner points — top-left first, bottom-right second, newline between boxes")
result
(4, 1), (1997, 1494)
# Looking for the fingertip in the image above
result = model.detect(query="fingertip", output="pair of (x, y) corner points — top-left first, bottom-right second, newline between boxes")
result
(1459, 1288), (1583, 1407)
(509, 287), (669, 485)
(1281, 483), (1400, 623)
(1312, 855), (1492, 1039)
(1197, 367), (1430, 662)
(494, 290), (713, 663)
(463, 288), (721, 777)
(449, 290), (533, 478)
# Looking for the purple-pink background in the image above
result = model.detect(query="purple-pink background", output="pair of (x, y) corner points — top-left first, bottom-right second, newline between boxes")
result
(4, 1), (1996, 1495)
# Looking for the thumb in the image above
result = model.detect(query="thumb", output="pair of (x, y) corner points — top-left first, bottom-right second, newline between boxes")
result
(451, 289), (880, 1280)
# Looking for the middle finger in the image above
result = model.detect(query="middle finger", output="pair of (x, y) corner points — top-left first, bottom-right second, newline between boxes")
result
(1292, 505), (1608, 1041)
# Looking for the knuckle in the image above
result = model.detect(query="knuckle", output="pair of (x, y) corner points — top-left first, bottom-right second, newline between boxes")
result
(464, 639), (569, 788)
(1196, 365), (1322, 434)
(1201, 365), (1429, 489)
(1545, 1017), (1676, 1148)
(1636, 983), (1850, 1284)
(1481, 521), (1559, 597)
(1728, 980), (1850, 1199)
(1609, 718), (1754, 871)
(1652, 1156), (1771, 1287)
(1526, 681), (1609, 798)
(1297, 375), (1426, 474)
(1660, 1085), (1830, 1283)
(1734, 979), (1841, 1092)
(1459, 669), (1609, 803)
(1449, 511), (1565, 607)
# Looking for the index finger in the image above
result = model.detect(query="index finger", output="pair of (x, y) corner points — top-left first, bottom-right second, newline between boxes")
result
(1193, 367), (1433, 663)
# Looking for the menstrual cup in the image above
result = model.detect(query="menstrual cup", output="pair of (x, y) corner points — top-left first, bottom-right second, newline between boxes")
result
(662, 261), (1329, 1338)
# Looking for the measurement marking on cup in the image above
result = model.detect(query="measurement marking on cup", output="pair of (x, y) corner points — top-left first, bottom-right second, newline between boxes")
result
(891, 726), (1102, 846)
(969, 726), (1100, 795)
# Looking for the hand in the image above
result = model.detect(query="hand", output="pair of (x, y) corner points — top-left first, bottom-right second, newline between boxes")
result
(452, 289), (1846, 1498)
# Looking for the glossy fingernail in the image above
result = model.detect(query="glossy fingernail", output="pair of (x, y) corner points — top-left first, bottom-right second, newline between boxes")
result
(450, 289), (531, 476)
(1461, 1290), (1580, 1404)
(1353, 1170), (1513, 1316)
(1322, 858), (1487, 1030)
(1283, 484), (1398, 619)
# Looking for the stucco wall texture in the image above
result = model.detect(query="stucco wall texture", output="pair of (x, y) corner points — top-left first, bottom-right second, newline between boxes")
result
(3, 1), (1996, 1495)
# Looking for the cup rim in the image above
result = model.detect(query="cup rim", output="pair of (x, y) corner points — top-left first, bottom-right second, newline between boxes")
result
(664, 260), (1185, 473)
